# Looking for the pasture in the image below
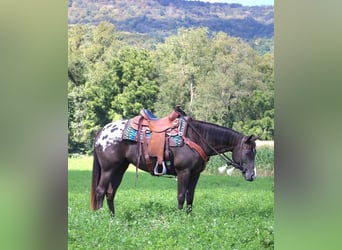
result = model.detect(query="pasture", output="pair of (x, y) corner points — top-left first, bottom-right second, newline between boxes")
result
(68, 152), (274, 249)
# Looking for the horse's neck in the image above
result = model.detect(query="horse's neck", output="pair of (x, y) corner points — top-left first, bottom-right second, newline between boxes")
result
(188, 120), (243, 156)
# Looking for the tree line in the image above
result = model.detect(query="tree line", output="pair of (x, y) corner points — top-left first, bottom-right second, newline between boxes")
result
(68, 0), (274, 50)
(68, 22), (274, 154)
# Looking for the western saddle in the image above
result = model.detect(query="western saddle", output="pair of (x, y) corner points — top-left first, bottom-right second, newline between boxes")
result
(130, 107), (185, 175)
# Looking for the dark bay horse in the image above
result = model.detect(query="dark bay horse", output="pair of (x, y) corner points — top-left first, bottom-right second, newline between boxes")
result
(90, 112), (258, 214)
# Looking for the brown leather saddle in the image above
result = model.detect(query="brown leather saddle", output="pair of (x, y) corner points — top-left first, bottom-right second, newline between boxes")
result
(130, 107), (186, 175)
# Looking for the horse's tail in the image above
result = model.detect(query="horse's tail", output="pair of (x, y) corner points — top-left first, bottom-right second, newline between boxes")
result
(90, 149), (101, 211)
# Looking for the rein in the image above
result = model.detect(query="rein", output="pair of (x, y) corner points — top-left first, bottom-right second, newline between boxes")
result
(186, 119), (243, 170)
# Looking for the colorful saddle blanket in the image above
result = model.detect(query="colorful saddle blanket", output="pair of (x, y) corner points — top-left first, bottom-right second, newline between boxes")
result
(122, 117), (187, 147)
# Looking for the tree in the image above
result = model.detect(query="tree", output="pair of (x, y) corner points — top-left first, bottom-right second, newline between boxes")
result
(109, 47), (159, 119)
(68, 82), (90, 153)
(154, 27), (211, 116)
(232, 52), (274, 139)
(68, 22), (123, 153)
(68, 24), (274, 154)
(154, 28), (273, 139)
(77, 46), (159, 153)
(192, 32), (263, 126)
(68, 24), (91, 86)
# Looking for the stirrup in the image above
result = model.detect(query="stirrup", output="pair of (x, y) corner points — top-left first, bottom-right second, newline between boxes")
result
(153, 161), (167, 176)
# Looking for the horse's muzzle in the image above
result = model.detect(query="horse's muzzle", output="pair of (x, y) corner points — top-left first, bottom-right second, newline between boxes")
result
(246, 173), (256, 181)
(243, 170), (256, 181)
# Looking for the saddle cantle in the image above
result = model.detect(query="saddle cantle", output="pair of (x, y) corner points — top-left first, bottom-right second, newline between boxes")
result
(131, 109), (180, 132)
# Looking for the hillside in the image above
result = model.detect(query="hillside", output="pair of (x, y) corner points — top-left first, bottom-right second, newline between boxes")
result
(68, 0), (273, 41)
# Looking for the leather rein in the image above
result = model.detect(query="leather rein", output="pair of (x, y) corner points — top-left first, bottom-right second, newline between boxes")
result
(186, 119), (244, 171)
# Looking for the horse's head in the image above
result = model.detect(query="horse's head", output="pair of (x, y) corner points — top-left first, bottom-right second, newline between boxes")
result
(232, 135), (258, 181)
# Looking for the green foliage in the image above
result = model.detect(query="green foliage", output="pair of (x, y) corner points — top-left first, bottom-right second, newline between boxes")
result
(68, 22), (159, 153)
(109, 47), (159, 118)
(68, 24), (274, 153)
(83, 46), (159, 125)
(154, 29), (274, 139)
(255, 147), (274, 175)
(68, 22), (122, 153)
(68, 83), (90, 153)
(249, 38), (274, 55)
(154, 27), (211, 115)
(232, 53), (274, 139)
(233, 89), (274, 139)
(68, 157), (274, 249)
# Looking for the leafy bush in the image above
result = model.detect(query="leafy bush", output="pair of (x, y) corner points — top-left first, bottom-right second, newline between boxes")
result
(256, 146), (274, 173)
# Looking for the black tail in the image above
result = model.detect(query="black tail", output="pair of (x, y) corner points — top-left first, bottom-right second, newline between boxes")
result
(90, 149), (101, 211)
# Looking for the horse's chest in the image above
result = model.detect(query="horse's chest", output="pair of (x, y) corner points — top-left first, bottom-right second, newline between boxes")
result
(95, 120), (127, 151)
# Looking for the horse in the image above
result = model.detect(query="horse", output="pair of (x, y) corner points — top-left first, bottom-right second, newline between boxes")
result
(90, 108), (258, 215)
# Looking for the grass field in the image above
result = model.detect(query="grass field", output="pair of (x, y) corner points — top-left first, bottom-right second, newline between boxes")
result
(68, 155), (274, 249)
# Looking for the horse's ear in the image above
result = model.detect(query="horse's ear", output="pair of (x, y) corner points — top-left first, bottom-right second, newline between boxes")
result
(254, 135), (262, 141)
(246, 135), (259, 142)
(246, 135), (253, 142)
(174, 105), (187, 116)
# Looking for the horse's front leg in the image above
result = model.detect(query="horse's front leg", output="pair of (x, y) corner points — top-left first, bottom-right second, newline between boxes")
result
(185, 172), (201, 214)
(176, 169), (190, 210)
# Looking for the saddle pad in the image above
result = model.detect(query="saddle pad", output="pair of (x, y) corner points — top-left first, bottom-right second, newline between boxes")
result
(122, 117), (187, 147)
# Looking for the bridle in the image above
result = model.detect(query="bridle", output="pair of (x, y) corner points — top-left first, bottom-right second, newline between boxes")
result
(186, 120), (245, 171)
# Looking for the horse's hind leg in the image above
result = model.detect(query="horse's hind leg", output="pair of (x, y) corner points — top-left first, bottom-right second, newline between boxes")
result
(106, 182), (114, 215)
(95, 170), (113, 210)
(106, 162), (129, 215)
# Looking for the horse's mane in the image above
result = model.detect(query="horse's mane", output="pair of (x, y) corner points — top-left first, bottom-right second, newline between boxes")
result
(189, 119), (243, 146)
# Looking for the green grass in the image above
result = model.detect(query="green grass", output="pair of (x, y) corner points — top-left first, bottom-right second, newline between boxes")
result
(68, 157), (274, 249)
